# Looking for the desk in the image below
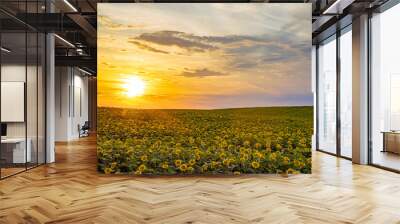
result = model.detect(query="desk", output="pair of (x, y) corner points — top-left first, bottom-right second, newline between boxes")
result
(1, 138), (31, 163)
(382, 131), (400, 154)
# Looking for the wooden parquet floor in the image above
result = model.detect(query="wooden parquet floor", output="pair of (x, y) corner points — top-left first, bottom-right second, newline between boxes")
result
(1, 136), (400, 224)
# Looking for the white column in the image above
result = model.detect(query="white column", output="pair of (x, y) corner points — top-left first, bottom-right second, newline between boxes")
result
(46, 32), (55, 163)
(352, 14), (369, 164)
(312, 45), (317, 151)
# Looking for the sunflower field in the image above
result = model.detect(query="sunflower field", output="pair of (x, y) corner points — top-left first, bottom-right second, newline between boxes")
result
(97, 106), (313, 175)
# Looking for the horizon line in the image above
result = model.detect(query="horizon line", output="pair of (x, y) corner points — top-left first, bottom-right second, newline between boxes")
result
(98, 105), (313, 110)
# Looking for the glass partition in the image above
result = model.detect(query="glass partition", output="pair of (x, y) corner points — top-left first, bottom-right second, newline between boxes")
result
(1, 30), (28, 177)
(317, 35), (337, 154)
(0, 2), (46, 179)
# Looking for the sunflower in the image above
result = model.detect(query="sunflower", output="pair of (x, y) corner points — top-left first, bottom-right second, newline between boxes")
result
(161, 162), (169, 169)
(283, 156), (290, 165)
(175, 160), (182, 167)
(211, 161), (219, 169)
(201, 164), (208, 172)
(104, 167), (113, 174)
(222, 159), (230, 166)
(294, 160), (303, 168)
(254, 151), (263, 159)
(189, 159), (196, 166)
(251, 161), (260, 169)
(111, 162), (117, 169)
(287, 168), (299, 174)
(179, 164), (188, 172)
(269, 153), (277, 161)
(140, 155), (148, 162)
(233, 171), (241, 175)
(138, 164), (146, 172)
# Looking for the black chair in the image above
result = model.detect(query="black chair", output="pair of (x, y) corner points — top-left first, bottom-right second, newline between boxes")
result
(79, 121), (90, 138)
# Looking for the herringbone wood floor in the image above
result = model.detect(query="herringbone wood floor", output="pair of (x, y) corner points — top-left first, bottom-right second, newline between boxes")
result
(1, 136), (400, 224)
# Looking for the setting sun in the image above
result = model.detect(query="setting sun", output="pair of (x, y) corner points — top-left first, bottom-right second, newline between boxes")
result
(122, 76), (146, 97)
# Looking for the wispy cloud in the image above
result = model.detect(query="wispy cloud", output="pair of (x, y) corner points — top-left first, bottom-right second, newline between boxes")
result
(180, 68), (228, 78)
(132, 31), (218, 53)
(98, 15), (143, 31)
(128, 40), (169, 54)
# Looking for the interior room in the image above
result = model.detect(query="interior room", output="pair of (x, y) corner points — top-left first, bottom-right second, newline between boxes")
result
(0, 10), (46, 178)
(0, 0), (400, 223)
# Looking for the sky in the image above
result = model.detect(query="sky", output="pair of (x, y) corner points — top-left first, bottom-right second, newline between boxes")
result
(97, 3), (312, 109)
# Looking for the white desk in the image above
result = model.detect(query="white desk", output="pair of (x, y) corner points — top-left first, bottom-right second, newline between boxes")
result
(1, 138), (31, 163)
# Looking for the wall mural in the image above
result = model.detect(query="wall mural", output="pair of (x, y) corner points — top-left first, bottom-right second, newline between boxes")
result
(97, 3), (312, 175)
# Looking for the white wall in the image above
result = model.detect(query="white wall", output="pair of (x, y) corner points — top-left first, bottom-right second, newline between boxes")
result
(1, 65), (26, 138)
(55, 67), (70, 141)
(55, 67), (89, 141)
(0, 65), (42, 138)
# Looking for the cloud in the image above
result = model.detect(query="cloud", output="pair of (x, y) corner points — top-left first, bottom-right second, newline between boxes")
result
(128, 40), (169, 54)
(98, 15), (143, 31)
(180, 68), (228, 78)
(133, 31), (218, 53)
(129, 30), (309, 63)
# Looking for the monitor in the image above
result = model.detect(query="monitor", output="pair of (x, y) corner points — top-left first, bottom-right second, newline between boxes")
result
(1, 123), (7, 137)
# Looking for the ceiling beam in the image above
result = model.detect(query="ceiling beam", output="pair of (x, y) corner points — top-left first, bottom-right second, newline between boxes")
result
(67, 13), (97, 39)
(55, 55), (96, 69)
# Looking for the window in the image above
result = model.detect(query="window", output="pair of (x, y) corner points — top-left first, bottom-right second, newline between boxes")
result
(370, 3), (400, 171)
(317, 35), (337, 154)
(339, 27), (352, 158)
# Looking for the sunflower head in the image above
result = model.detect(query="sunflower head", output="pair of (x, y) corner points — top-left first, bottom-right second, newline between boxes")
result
(140, 155), (148, 162)
(189, 159), (196, 166)
(161, 162), (169, 169)
(138, 164), (146, 172)
(104, 167), (113, 174)
(251, 161), (260, 169)
(179, 164), (188, 172)
(174, 160), (182, 167)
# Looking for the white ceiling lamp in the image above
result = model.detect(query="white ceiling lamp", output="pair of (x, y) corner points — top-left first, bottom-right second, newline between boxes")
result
(78, 67), (93, 76)
(63, 0), (78, 12)
(323, 0), (355, 15)
(1, 47), (11, 53)
(54, 34), (75, 48)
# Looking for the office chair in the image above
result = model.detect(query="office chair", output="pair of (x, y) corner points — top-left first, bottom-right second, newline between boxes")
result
(79, 121), (90, 138)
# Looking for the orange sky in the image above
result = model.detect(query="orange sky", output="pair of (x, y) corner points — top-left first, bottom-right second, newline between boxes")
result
(98, 3), (312, 109)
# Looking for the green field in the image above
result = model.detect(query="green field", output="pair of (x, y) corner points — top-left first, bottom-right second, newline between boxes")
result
(97, 106), (313, 175)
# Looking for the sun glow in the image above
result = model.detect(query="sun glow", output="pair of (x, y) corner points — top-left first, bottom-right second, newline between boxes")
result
(122, 76), (146, 97)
